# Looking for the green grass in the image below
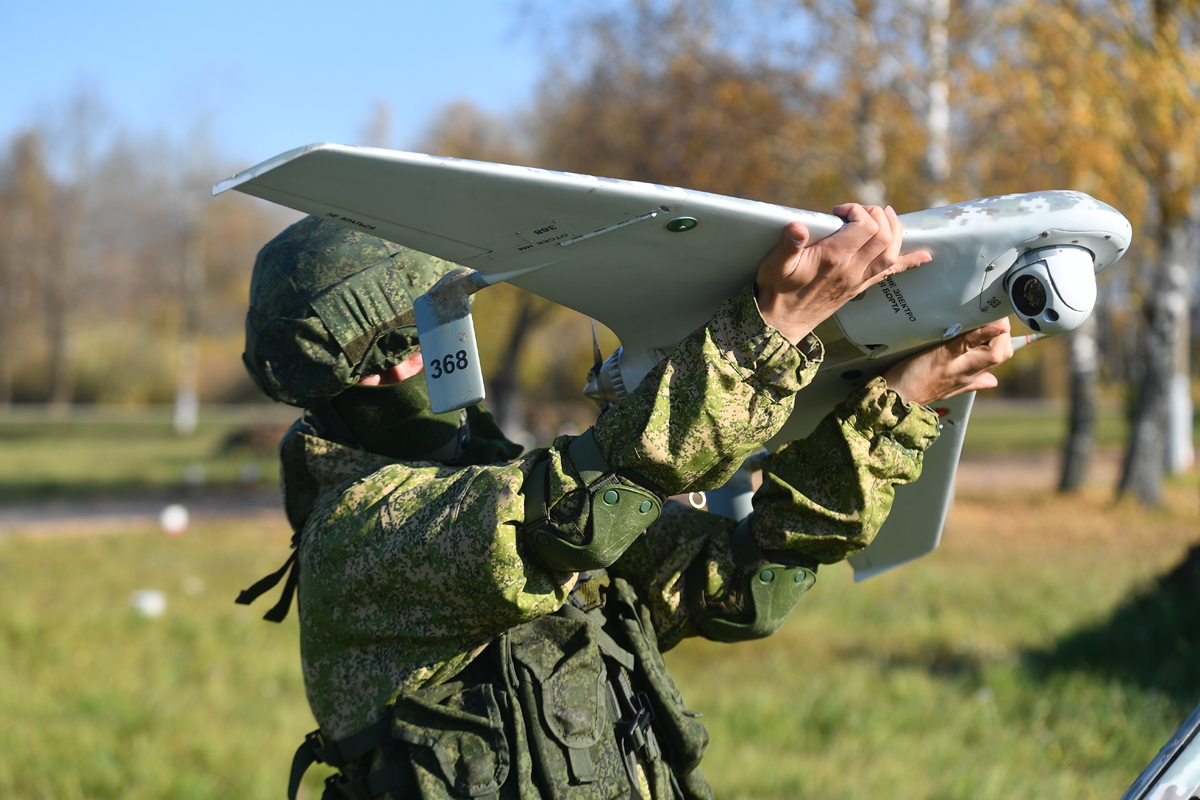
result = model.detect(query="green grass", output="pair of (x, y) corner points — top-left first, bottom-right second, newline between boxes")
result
(665, 478), (1200, 799)
(0, 518), (337, 800)
(0, 403), (1195, 798)
(960, 400), (1130, 455)
(0, 476), (1196, 799)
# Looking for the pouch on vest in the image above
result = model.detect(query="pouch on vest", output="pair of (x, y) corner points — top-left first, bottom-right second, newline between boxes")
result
(507, 614), (633, 797)
(391, 681), (511, 799)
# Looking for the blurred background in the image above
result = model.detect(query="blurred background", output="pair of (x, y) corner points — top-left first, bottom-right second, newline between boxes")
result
(1, 1), (1197, 798)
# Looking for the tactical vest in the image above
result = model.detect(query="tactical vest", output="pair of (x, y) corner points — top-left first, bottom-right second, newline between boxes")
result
(290, 573), (714, 800)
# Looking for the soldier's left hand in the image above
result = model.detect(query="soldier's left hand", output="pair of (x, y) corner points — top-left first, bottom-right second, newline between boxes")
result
(755, 204), (931, 344)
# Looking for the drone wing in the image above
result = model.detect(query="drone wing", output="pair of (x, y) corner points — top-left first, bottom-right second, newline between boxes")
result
(215, 143), (1131, 579)
(214, 143), (840, 379)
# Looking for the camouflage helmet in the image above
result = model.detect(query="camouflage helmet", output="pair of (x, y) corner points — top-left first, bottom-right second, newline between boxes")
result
(244, 216), (457, 407)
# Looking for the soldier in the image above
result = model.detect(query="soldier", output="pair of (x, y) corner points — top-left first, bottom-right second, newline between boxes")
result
(238, 206), (1012, 800)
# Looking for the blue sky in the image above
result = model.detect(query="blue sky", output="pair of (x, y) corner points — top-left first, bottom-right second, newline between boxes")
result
(1, 0), (544, 167)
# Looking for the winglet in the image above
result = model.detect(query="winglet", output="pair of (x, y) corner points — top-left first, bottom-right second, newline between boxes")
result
(211, 143), (334, 196)
(848, 391), (976, 580)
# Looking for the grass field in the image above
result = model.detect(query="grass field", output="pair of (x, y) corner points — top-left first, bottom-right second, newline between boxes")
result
(0, 405), (1196, 798)
(1, 480), (1196, 798)
(670, 478), (1200, 799)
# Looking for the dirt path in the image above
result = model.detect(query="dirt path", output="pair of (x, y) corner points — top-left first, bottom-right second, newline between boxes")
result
(955, 448), (1123, 490)
(0, 450), (1130, 536)
(0, 488), (285, 536)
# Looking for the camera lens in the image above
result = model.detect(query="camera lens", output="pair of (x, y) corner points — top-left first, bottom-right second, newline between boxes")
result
(1012, 274), (1047, 316)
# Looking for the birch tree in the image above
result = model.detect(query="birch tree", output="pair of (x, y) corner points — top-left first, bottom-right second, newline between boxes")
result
(996, 1), (1139, 491)
(1114, 0), (1199, 502)
(923, 0), (952, 207)
(1002, 0), (1198, 501)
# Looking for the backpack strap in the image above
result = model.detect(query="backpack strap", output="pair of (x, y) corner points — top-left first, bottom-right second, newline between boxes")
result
(235, 549), (299, 623)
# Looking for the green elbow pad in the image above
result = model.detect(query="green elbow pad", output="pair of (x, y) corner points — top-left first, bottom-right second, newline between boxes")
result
(528, 481), (662, 571)
(522, 430), (662, 572)
(701, 522), (818, 643)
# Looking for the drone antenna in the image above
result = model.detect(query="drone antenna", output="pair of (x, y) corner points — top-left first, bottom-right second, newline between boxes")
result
(584, 319), (613, 413)
(590, 319), (603, 375)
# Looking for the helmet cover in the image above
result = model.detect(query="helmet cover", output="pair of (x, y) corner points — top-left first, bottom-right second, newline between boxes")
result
(244, 216), (457, 406)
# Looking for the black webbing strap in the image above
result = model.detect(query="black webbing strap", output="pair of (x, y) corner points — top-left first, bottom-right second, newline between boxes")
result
(607, 663), (662, 795)
(289, 730), (327, 800)
(288, 716), (402, 800)
(730, 517), (819, 573)
(234, 549), (299, 623)
(522, 458), (550, 531)
(571, 428), (669, 498)
(567, 429), (616, 488)
(323, 763), (416, 800)
(624, 691), (658, 757)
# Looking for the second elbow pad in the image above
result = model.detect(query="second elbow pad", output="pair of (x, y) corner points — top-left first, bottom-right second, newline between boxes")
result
(699, 520), (818, 643)
(522, 429), (662, 572)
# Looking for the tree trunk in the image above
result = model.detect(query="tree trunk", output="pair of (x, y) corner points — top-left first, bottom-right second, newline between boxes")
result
(1167, 293), (1194, 474)
(0, 220), (12, 407)
(852, 0), (886, 207)
(488, 295), (546, 440)
(45, 223), (74, 411)
(173, 224), (205, 436)
(1059, 313), (1099, 491)
(8, 134), (58, 408)
(45, 298), (72, 408)
(924, 0), (951, 208)
(1119, 224), (1190, 505)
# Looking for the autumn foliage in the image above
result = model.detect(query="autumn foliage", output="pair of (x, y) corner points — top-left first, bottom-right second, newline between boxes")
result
(0, 1), (1195, 494)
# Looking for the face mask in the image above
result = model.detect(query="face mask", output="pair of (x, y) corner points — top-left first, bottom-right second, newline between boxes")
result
(324, 373), (523, 465)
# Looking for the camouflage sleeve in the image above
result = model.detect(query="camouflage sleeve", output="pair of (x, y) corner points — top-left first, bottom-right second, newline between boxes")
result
(591, 283), (821, 493)
(519, 283), (821, 572)
(607, 377), (941, 651)
(438, 282), (826, 610)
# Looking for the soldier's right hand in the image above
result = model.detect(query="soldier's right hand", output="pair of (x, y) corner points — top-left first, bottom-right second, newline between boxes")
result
(883, 317), (1015, 406)
(754, 204), (930, 345)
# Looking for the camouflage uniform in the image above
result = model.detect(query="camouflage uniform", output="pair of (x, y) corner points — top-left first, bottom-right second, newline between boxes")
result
(244, 217), (940, 800)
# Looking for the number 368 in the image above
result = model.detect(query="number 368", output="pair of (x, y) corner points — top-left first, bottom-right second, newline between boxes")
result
(429, 350), (469, 379)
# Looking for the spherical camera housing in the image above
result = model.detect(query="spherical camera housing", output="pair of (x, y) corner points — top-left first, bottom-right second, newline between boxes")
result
(1003, 245), (1097, 333)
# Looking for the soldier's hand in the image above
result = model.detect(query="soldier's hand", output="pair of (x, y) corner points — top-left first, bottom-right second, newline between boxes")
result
(883, 318), (1015, 407)
(755, 204), (931, 344)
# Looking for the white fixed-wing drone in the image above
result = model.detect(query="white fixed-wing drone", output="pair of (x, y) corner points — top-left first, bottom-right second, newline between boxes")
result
(214, 143), (1132, 580)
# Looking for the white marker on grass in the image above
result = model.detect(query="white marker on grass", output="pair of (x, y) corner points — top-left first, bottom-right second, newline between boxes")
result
(160, 504), (189, 536)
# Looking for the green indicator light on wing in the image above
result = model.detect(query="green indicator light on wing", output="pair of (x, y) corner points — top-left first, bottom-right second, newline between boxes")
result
(665, 217), (698, 232)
